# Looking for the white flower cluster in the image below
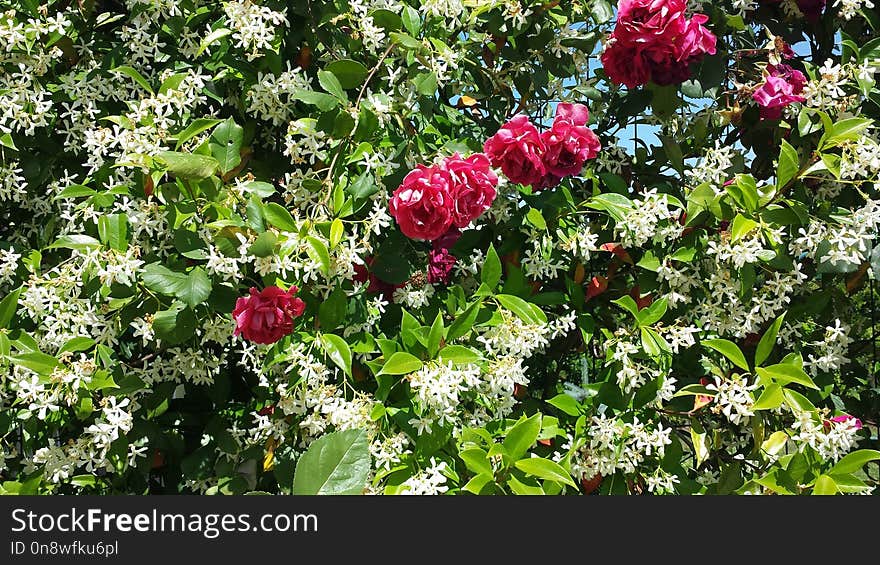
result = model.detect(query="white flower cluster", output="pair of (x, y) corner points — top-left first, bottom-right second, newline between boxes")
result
(615, 189), (680, 248)
(399, 458), (449, 495)
(31, 398), (134, 483)
(833, 0), (875, 20)
(705, 375), (758, 425)
(805, 319), (852, 376)
(571, 415), (673, 482)
(407, 362), (483, 432)
(803, 59), (848, 110)
(688, 141), (736, 192)
(791, 411), (860, 462)
(247, 66), (314, 126)
(223, 1), (288, 61)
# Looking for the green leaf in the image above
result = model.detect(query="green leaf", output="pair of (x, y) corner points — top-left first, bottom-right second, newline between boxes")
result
(812, 475), (837, 495)
(58, 337), (96, 356)
(547, 393), (580, 416)
(306, 236), (331, 275)
(318, 69), (348, 102)
(819, 117), (873, 149)
(402, 6), (421, 36)
(209, 118), (244, 175)
(325, 59), (369, 90)
(829, 450), (880, 475)
(263, 202), (298, 232)
(152, 302), (197, 345)
(0, 288), (22, 329)
(755, 313), (785, 367)
(612, 295), (640, 320)
(0, 133), (17, 150)
(586, 193), (633, 222)
(412, 71), (438, 96)
(111, 65), (153, 93)
(753, 383), (784, 411)
(437, 345), (481, 365)
(292, 429), (371, 495)
(197, 27), (232, 56)
(329, 218), (344, 249)
(48, 234), (101, 251)
(290, 88), (339, 111)
(503, 413), (542, 462)
(447, 301), (480, 341)
(427, 312), (444, 358)
(378, 351), (423, 375)
(462, 473), (494, 495)
(637, 297), (667, 326)
(496, 294), (546, 325)
(174, 118), (223, 150)
(702, 338), (750, 371)
(482, 244), (501, 289)
(7, 352), (60, 375)
(317, 286), (347, 331)
(756, 364), (818, 390)
(390, 31), (423, 51)
(97, 214), (128, 252)
(730, 214), (758, 243)
(776, 139), (799, 190)
(525, 208), (547, 230)
(507, 475), (545, 495)
(459, 448), (493, 476)
(142, 264), (212, 308)
(640, 326), (670, 357)
(514, 457), (576, 488)
(156, 151), (219, 180)
(321, 334), (352, 377)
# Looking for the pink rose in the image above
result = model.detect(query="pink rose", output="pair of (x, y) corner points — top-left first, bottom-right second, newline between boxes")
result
(601, 0), (716, 88)
(600, 39), (652, 89)
(483, 115), (547, 187)
(443, 153), (498, 228)
(752, 64), (806, 120)
(389, 164), (455, 241)
(541, 103), (602, 177)
(233, 286), (306, 344)
(427, 248), (457, 284)
(826, 414), (863, 431)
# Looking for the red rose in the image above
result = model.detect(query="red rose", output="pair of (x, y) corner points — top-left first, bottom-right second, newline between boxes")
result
(233, 286), (306, 345)
(601, 0), (716, 88)
(389, 164), (455, 241)
(443, 152), (498, 228)
(752, 64), (807, 120)
(427, 248), (457, 284)
(541, 103), (601, 178)
(483, 115), (547, 187)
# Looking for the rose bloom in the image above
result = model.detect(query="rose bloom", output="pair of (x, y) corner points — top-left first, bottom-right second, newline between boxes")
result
(825, 414), (863, 431)
(483, 115), (547, 187)
(233, 286), (306, 344)
(541, 103), (601, 178)
(427, 248), (457, 284)
(601, 0), (716, 88)
(389, 164), (455, 241)
(752, 64), (807, 120)
(443, 152), (498, 228)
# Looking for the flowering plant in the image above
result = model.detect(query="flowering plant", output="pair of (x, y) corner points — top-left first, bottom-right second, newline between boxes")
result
(0, 0), (878, 496)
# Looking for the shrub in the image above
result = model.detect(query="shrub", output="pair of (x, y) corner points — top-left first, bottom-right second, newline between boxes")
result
(0, 0), (878, 495)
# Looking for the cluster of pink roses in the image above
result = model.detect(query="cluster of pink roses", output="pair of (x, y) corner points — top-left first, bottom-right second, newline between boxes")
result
(752, 63), (807, 120)
(600, 0), (717, 89)
(388, 153), (498, 241)
(233, 285), (305, 344)
(388, 102), (600, 241)
(483, 102), (601, 190)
